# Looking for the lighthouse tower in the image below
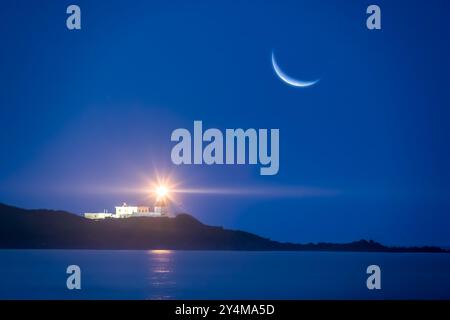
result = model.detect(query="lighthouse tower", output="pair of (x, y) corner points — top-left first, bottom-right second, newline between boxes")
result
(154, 196), (168, 216)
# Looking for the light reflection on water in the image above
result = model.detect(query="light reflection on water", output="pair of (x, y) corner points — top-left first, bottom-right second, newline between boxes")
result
(147, 250), (176, 300)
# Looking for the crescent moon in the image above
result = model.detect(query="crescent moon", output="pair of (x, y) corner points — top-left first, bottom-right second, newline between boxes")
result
(271, 51), (319, 88)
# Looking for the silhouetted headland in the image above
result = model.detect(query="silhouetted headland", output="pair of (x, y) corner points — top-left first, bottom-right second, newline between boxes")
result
(0, 203), (447, 252)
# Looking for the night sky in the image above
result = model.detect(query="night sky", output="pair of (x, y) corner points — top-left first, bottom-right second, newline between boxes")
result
(1, 0), (450, 246)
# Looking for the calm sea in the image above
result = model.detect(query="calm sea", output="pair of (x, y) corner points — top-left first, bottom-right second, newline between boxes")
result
(0, 250), (449, 299)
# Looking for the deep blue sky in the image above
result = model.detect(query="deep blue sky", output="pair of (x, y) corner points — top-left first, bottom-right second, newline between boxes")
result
(1, 0), (450, 246)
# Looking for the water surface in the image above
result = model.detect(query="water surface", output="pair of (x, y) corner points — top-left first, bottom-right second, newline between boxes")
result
(0, 250), (449, 299)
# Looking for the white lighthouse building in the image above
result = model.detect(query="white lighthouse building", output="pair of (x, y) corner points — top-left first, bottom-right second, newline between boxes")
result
(84, 199), (169, 220)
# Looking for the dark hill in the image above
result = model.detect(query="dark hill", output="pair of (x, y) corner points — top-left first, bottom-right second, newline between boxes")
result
(0, 203), (447, 252)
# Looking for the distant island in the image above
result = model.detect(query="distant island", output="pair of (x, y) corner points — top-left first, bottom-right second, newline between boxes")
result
(0, 203), (447, 253)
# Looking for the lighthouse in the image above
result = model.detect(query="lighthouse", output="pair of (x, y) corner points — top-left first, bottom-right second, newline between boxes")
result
(84, 185), (171, 219)
(154, 185), (169, 216)
(154, 197), (168, 216)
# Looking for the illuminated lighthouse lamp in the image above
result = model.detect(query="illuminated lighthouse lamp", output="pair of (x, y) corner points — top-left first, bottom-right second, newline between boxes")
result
(156, 186), (168, 199)
(154, 185), (169, 216)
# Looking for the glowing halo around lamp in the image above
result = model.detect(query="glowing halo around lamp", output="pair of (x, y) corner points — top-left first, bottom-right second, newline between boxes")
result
(155, 185), (169, 199)
(145, 173), (178, 205)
